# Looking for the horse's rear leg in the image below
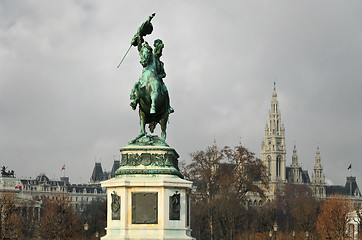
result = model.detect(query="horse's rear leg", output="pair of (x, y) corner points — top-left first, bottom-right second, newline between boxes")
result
(128, 115), (146, 144)
(139, 115), (146, 137)
(160, 121), (167, 140)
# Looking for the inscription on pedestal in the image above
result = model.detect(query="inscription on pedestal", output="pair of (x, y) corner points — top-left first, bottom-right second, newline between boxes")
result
(111, 191), (120, 220)
(169, 192), (181, 220)
(132, 192), (158, 224)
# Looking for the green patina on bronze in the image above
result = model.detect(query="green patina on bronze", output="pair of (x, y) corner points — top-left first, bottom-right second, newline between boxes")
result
(115, 168), (183, 179)
(116, 135), (183, 178)
(116, 15), (183, 179)
(128, 134), (169, 146)
(120, 153), (179, 169)
(127, 13), (174, 143)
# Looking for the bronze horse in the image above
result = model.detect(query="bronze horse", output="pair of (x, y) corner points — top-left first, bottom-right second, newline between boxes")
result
(130, 42), (169, 142)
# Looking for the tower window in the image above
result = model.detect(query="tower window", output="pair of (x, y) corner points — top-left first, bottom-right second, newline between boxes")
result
(276, 155), (282, 177)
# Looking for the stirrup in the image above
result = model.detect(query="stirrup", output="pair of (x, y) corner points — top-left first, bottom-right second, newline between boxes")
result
(130, 101), (137, 110)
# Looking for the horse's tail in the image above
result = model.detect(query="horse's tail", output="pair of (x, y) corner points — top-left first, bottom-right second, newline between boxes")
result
(149, 121), (157, 133)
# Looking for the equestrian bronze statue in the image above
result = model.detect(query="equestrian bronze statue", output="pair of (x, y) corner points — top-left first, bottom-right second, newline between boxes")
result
(122, 13), (173, 143)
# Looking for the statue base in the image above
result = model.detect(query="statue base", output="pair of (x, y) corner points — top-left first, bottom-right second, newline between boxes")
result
(101, 136), (195, 240)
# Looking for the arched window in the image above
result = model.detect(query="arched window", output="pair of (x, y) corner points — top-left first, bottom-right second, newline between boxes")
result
(254, 200), (257, 206)
(276, 155), (282, 177)
(267, 156), (271, 174)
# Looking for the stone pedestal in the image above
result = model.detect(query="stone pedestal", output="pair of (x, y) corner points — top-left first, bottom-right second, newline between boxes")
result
(101, 137), (195, 240)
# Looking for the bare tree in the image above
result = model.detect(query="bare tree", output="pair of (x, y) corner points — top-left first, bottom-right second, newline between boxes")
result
(316, 196), (352, 240)
(0, 193), (24, 240)
(182, 143), (269, 240)
(37, 194), (83, 240)
(272, 184), (320, 236)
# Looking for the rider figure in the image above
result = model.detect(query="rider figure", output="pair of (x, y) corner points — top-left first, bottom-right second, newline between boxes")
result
(129, 33), (174, 114)
(153, 39), (174, 114)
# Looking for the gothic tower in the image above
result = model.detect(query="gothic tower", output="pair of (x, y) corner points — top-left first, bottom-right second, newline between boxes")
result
(311, 147), (326, 198)
(289, 144), (303, 183)
(261, 84), (286, 183)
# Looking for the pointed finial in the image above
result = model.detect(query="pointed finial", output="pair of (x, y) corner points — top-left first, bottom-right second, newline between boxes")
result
(212, 138), (217, 155)
(272, 81), (277, 98)
(293, 142), (297, 154)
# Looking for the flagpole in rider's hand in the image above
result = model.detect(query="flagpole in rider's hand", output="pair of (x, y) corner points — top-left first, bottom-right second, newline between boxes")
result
(116, 13), (156, 68)
(117, 45), (132, 68)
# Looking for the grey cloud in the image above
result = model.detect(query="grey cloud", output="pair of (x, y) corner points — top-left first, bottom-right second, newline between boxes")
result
(0, 1), (361, 186)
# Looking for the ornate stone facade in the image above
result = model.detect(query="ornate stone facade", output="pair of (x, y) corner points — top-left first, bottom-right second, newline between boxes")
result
(311, 147), (326, 198)
(260, 85), (362, 204)
(101, 138), (194, 240)
(0, 173), (106, 212)
(261, 85), (286, 183)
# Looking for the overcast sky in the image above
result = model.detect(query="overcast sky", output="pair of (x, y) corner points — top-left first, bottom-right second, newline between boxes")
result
(1, 1), (361, 186)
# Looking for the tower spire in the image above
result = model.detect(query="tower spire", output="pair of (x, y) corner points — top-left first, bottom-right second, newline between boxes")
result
(312, 146), (326, 197)
(261, 85), (286, 183)
(290, 144), (302, 183)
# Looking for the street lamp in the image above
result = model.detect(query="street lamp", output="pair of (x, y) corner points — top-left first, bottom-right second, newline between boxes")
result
(84, 222), (89, 240)
(269, 230), (272, 240)
(273, 222), (278, 240)
(292, 230), (295, 240)
(306, 231), (309, 240)
(95, 231), (99, 240)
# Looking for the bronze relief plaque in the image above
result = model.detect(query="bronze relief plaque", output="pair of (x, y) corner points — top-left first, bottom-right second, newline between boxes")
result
(132, 192), (158, 224)
(111, 191), (120, 220)
(169, 192), (181, 220)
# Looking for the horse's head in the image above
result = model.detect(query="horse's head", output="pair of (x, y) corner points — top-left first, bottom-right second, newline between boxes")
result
(140, 42), (153, 67)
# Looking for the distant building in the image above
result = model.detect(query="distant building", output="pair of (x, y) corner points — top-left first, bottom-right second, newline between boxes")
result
(0, 160), (121, 213)
(0, 158), (121, 214)
(89, 159), (120, 183)
(259, 85), (362, 205)
(0, 170), (42, 220)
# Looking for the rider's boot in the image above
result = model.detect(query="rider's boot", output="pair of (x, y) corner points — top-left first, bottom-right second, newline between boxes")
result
(168, 106), (174, 114)
(130, 100), (138, 110)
